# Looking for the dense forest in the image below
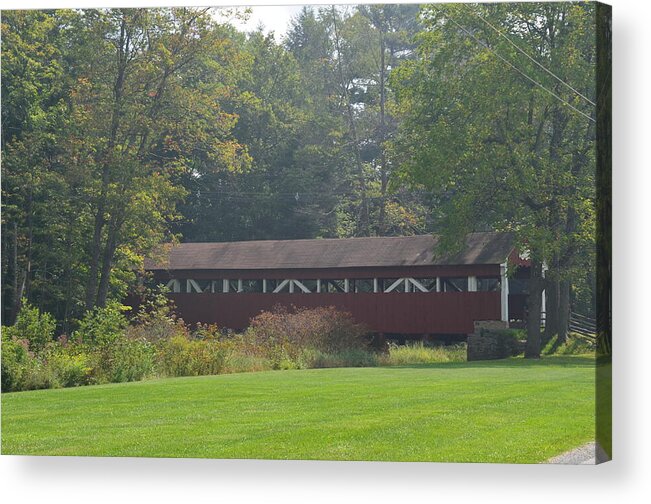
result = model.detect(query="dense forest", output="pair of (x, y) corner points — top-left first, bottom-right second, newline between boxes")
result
(1, 4), (599, 355)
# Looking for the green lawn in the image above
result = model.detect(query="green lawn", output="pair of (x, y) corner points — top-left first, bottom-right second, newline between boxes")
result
(1, 356), (596, 463)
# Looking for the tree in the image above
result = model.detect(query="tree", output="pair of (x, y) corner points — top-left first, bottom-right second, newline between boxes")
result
(1, 8), (249, 326)
(75, 8), (250, 309)
(1, 10), (79, 324)
(392, 3), (597, 357)
(354, 4), (420, 234)
(284, 5), (426, 238)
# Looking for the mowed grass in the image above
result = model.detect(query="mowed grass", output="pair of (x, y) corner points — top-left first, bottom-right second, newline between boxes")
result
(1, 356), (595, 463)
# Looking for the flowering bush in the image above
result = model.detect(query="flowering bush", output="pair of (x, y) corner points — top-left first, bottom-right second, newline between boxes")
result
(1, 303), (394, 392)
(1, 332), (59, 391)
(2, 299), (56, 353)
(247, 306), (369, 361)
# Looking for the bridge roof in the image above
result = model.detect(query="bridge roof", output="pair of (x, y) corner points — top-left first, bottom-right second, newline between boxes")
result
(144, 232), (516, 271)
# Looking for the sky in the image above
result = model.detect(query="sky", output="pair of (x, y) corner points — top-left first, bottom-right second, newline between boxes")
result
(0, 2), (322, 40)
(228, 5), (305, 39)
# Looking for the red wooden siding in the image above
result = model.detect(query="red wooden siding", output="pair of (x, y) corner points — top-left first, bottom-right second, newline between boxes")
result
(168, 291), (501, 335)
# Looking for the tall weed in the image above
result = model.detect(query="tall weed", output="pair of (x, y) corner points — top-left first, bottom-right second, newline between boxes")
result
(380, 342), (466, 366)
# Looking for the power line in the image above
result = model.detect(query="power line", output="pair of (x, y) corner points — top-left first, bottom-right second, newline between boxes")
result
(192, 189), (430, 200)
(469, 7), (596, 107)
(432, 6), (596, 124)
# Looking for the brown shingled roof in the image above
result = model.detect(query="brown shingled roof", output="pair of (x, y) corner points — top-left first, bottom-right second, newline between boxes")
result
(144, 232), (515, 271)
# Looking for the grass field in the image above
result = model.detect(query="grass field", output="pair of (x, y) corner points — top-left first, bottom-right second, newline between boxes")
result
(1, 356), (596, 463)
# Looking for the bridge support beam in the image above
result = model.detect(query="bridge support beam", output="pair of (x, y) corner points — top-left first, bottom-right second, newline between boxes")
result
(500, 262), (509, 323)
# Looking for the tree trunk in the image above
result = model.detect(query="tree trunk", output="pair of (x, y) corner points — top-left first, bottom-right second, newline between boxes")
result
(525, 260), (544, 359)
(24, 180), (34, 299)
(61, 212), (77, 332)
(85, 15), (128, 309)
(557, 279), (570, 345)
(13, 269), (27, 324)
(96, 213), (122, 308)
(543, 274), (559, 344)
(377, 31), (388, 235)
(330, 6), (370, 236)
(9, 221), (20, 324)
(85, 203), (105, 309)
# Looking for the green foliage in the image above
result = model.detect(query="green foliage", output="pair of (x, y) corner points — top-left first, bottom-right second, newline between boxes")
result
(156, 335), (227, 378)
(45, 346), (92, 388)
(380, 342), (467, 366)
(126, 287), (187, 342)
(1, 8), (250, 323)
(108, 338), (155, 382)
(1, 323), (152, 391)
(17, 360), (59, 391)
(391, 3), (599, 355)
(1, 332), (30, 391)
(73, 301), (129, 346)
(1, 302), (540, 392)
(2, 299), (56, 353)
(96, 337), (156, 384)
(1, 332), (60, 392)
(2, 5), (599, 341)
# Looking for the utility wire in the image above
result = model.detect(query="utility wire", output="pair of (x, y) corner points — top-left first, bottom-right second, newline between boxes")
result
(432, 6), (596, 124)
(469, 7), (596, 107)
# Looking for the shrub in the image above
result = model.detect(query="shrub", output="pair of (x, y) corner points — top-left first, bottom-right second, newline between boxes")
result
(245, 305), (371, 366)
(20, 360), (59, 391)
(223, 353), (272, 374)
(72, 302), (153, 384)
(380, 342), (467, 366)
(128, 289), (187, 343)
(482, 328), (525, 357)
(156, 335), (227, 377)
(193, 323), (222, 341)
(1, 331), (60, 391)
(111, 338), (155, 383)
(218, 334), (274, 373)
(88, 336), (155, 384)
(188, 338), (228, 375)
(74, 301), (129, 346)
(156, 335), (194, 377)
(1, 332), (30, 391)
(3, 300), (56, 353)
(45, 346), (93, 387)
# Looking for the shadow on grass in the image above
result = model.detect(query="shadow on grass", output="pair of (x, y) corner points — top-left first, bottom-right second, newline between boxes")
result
(380, 354), (596, 371)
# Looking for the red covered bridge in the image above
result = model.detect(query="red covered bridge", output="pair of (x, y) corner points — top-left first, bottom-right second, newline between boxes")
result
(143, 232), (529, 338)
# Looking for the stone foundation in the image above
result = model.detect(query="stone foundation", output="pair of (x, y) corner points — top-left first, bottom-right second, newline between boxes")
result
(467, 321), (525, 361)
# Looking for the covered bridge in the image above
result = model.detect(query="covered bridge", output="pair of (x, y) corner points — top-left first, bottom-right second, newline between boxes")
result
(143, 232), (529, 338)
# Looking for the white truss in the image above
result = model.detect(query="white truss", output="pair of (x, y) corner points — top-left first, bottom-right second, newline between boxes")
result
(165, 275), (506, 301)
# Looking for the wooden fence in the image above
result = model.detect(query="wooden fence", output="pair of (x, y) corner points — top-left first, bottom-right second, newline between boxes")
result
(569, 312), (597, 343)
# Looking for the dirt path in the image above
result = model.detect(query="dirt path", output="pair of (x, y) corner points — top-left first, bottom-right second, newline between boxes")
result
(547, 442), (610, 464)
